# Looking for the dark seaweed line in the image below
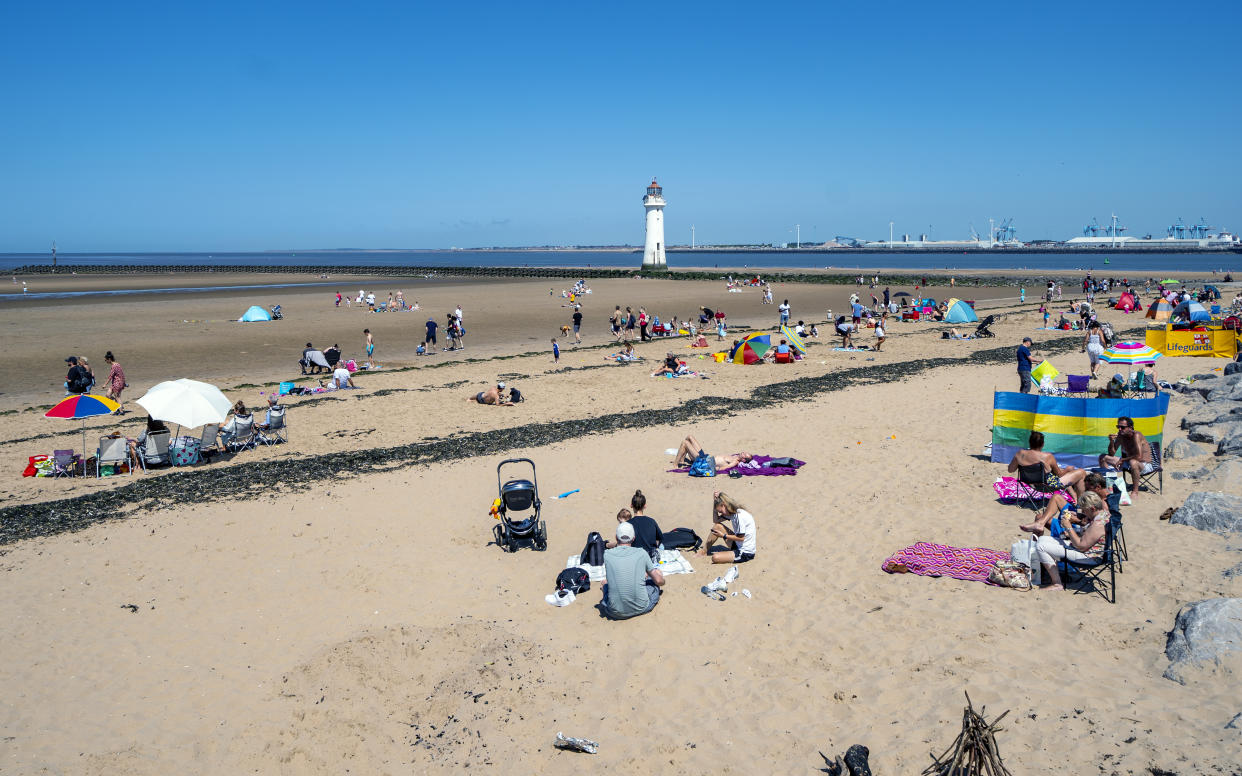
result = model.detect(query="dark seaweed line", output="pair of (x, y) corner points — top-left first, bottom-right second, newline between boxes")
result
(0, 333), (1091, 547)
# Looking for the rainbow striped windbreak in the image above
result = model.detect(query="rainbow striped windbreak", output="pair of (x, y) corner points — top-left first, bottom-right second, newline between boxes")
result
(991, 392), (1170, 470)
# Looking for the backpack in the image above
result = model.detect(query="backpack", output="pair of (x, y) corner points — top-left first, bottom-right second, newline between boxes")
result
(579, 531), (607, 567)
(688, 451), (716, 477)
(555, 567), (591, 594)
(661, 527), (702, 552)
(508, 387), (524, 403)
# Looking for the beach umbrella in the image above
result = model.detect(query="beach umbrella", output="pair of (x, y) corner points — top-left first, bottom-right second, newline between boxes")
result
(135, 378), (232, 428)
(779, 324), (807, 354)
(44, 393), (120, 463)
(1100, 341), (1162, 365)
(1160, 278), (1180, 284)
(892, 291), (912, 297)
(728, 333), (772, 364)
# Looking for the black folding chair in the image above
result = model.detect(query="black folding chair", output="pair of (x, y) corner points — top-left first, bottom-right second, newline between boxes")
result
(1060, 523), (1118, 604)
(1013, 462), (1059, 511)
(1106, 490), (1127, 569)
(1134, 441), (1163, 495)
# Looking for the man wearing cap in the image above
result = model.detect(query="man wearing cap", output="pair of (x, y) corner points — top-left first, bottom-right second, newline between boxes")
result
(64, 356), (90, 395)
(467, 382), (513, 406)
(601, 521), (664, 620)
(1016, 337), (1035, 393)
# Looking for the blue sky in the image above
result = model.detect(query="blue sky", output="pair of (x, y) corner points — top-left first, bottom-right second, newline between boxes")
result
(2, 0), (1239, 251)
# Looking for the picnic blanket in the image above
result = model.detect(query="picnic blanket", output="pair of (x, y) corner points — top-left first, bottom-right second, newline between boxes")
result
(992, 476), (1075, 503)
(882, 543), (1008, 584)
(667, 454), (806, 476)
(566, 549), (695, 582)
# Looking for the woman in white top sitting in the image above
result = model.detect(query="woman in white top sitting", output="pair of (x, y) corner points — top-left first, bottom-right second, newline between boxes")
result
(1034, 490), (1108, 591)
(697, 491), (757, 565)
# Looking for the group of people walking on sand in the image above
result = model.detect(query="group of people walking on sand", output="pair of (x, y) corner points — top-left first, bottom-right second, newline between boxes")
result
(63, 352), (128, 413)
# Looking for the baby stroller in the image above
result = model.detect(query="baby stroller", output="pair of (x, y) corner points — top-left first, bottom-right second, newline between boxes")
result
(974, 315), (996, 338)
(270, 304), (283, 320)
(492, 458), (547, 552)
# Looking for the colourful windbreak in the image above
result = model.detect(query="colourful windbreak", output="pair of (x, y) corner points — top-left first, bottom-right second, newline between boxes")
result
(991, 391), (1169, 470)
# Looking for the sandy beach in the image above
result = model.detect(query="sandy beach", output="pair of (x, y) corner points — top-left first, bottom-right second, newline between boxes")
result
(2, 272), (1241, 774)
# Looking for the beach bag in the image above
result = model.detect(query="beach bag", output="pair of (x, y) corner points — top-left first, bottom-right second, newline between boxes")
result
(555, 567), (591, 595)
(579, 532), (607, 567)
(1010, 538), (1042, 586)
(508, 387), (524, 403)
(23, 454), (48, 477)
(688, 451), (716, 478)
(345, 360), (358, 373)
(661, 527), (702, 552)
(988, 560), (1032, 590)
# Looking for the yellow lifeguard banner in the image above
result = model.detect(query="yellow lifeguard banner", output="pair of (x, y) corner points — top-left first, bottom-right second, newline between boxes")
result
(1145, 326), (1238, 358)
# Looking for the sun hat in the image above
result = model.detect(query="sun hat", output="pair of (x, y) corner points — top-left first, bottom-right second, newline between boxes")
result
(615, 521), (635, 543)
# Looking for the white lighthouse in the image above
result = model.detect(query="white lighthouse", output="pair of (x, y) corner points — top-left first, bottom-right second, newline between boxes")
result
(641, 178), (667, 269)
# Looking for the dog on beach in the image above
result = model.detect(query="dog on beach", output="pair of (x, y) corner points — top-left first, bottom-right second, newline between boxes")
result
(559, 325), (571, 336)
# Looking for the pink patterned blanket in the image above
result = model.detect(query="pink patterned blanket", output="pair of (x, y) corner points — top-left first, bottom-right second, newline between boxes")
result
(992, 476), (1075, 504)
(882, 543), (1009, 585)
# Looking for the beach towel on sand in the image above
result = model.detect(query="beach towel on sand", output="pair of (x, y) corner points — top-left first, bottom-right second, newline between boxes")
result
(668, 454), (805, 476)
(992, 476), (1075, 504)
(566, 549), (694, 582)
(882, 543), (1008, 585)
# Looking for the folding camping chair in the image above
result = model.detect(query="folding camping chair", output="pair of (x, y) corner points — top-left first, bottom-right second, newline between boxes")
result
(96, 436), (132, 477)
(51, 449), (80, 478)
(1056, 374), (1092, 397)
(1059, 522), (1118, 604)
(257, 406), (288, 446)
(199, 423), (220, 461)
(1133, 441), (1163, 495)
(1013, 463), (1061, 511)
(223, 415), (256, 452)
(139, 430), (172, 470)
(1125, 371), (1157, 399)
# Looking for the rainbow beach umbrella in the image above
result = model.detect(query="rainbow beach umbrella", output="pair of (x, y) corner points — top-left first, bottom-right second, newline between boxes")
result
(44, 393), (120, 462)
(728, 332), (773, 364)
(1099, 341), (1162, 365)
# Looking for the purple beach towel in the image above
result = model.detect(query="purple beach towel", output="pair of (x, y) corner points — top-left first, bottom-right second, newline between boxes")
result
(667, 455), (806, 476)
(882, 542), (1009, 585)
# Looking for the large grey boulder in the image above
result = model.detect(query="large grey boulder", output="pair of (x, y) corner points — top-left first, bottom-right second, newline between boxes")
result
(1218, 425), (1242, 456)
(1184, 376), (1225, 399)
(1164, 437), (1210, 459)
(1200, 460), (1242, 495)
(1225, 361), (1242, 377)
(1187, 421), (1242, 445)
(1181, 403), (1242, 431)
(1207, 378), (1242, 403)
(1164, 598), (1242, 684)
(1169, 492), (1242, 534)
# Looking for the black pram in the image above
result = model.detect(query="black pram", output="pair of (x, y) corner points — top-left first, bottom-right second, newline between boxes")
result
(974, 315), (996, 338)
(492, 458), (547, 552)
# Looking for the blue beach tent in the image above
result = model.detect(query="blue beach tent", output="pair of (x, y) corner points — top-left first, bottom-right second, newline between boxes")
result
(944, 298), (979, 323)
(239, 305), (273, 322)
(1172, 300), (1211, 322)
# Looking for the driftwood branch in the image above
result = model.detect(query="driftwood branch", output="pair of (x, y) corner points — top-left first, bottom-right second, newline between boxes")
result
(923, 693), (1013, 776)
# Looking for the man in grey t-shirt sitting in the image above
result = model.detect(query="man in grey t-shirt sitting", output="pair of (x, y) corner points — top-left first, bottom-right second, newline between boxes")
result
(602, 522), (665, 620)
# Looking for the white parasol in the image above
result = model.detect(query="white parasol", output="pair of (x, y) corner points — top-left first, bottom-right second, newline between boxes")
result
(135, 379), (233, 428)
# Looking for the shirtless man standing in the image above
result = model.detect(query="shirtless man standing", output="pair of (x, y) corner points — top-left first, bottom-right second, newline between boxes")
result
(467, 382), (514, 406)
(1100, 415), (1154, 499)
(674, 435), (753, 470)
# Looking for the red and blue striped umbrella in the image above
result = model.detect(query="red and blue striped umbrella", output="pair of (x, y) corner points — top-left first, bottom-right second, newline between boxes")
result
(44, 394), (121, 419)
(45, 394), (121, 466)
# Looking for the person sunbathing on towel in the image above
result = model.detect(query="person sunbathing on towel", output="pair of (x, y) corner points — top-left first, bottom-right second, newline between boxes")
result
(467, 382), (514, 406)
(674, 435), (752, 470)
(1007, 430), (1087, 500)
(651, 353), (684, 377)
